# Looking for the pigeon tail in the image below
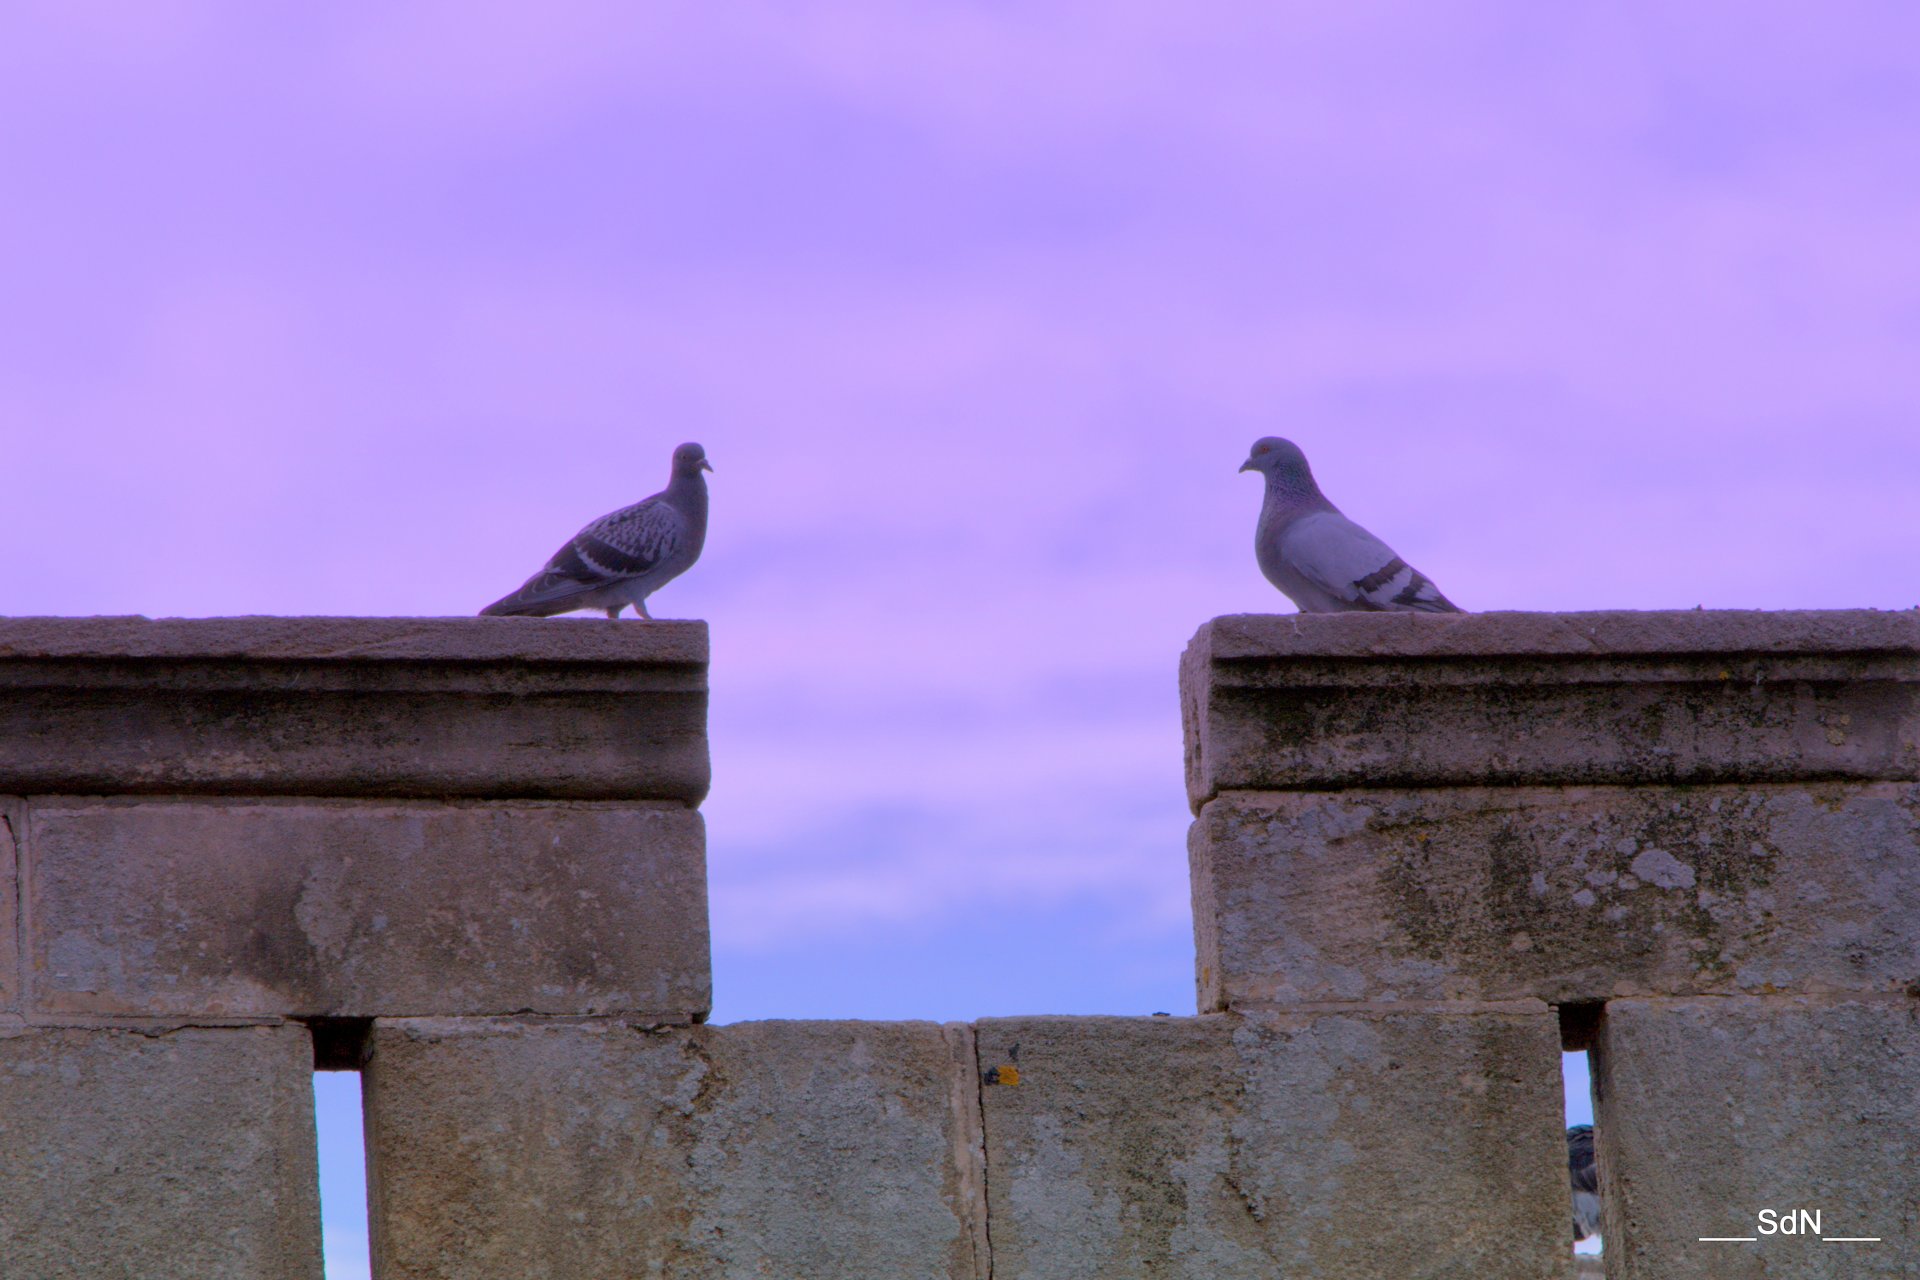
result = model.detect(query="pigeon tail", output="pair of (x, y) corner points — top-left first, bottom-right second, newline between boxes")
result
(479, 577), (591, 617)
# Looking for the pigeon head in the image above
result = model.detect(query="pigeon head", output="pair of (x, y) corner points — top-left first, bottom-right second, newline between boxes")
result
(1239, 437), (1316, 491)
(672, 442), (714, 476)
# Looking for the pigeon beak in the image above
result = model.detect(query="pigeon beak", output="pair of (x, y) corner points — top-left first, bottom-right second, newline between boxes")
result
(700, 460), (715, 473)
(1238, 459), (1256, 473)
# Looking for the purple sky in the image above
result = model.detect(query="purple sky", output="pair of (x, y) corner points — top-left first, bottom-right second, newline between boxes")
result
(4, 6), (1917, 1267)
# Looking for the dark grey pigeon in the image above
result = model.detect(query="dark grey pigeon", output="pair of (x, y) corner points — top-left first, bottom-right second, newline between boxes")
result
(481, 442), (711, 620)
(1239, 437), (1461, 613)
(1568, 1124), (1600, 1242)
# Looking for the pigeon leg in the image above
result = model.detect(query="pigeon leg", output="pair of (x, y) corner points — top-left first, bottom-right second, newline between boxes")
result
(604, 606), (623, 620)
(633, 598), (653, 620)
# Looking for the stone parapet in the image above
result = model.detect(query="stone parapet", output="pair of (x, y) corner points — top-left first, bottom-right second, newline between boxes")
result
(1183, 610), (1920, 1013)
(1182, 610), (1920, 804)
(362, 1018), (988, 1280)
(21, 798), (709, 1021)
(358, 1010), (1574, 1279)
(1182, 609), (1920, 1276)
(2, 609), (1907, 1275)
(0, 616), (710, 800)
(0, 1022), (323, 1279)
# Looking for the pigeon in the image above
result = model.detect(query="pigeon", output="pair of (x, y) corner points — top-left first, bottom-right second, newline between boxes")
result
(480, 441), (711, 620)
(1568, 1124), (1601, 1242)
(1238, 437), (1461, 613)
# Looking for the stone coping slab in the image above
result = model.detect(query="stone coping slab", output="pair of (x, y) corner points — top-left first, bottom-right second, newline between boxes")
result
(1196, 609), (1920, 662)
(0, 614), (708, 665)
(0, 616), (709, 799)
(25, 798), (710, 1021)
(1183, 610), (1920, 803)
(1191, 784), (1920, 1009)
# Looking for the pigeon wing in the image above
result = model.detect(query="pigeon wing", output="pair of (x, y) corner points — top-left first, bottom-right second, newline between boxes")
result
(564, 495), (686, 580)
(1280, 511), (1461, 613)
(488, 497), (686, 613)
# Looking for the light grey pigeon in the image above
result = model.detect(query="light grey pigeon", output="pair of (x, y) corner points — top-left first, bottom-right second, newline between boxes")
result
(1568, 1124), (1601, 1242)
(1239, 437), (1461, 613)
(481, 441), (711, 620)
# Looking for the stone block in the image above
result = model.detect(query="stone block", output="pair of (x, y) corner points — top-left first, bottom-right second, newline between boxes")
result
(1182, 611), (1920, 805)
(1593, 997), (1920, 1278)
(1, 799), (16, 1014)
(0, 616), (709, 800)
(27, 798), (709, 1019)
(976, 1012), (1567, 1279)
(0, 1022), (322, 1279)
(363, 1018), (987, 1279)
(1191, 785), (1920, 1010)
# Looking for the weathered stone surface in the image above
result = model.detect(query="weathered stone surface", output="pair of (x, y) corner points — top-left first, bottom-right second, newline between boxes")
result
(27, 799), (709, 1019)
(363, 1018), (987, 1279)
(1183, 610), (1920, 805)
(1, 799), (17, 1014)
(0, 1022), (322, 1279)
(0, 616), (709, 800)
(1191, 785), (1920, 1010)
(977, 1012), (1567, 1279)
(0, 614), (710, 664)
(1593, 997), (1920, 1278)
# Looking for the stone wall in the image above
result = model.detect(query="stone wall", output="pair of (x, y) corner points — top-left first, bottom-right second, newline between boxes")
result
(1185, 610), (1920, 1279)
(2, 612), (1914, 1278)
(0, 618), (711, 1279)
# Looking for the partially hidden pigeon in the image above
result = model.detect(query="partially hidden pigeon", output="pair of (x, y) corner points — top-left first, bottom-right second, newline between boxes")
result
(481, 441), (711, 620)
(1239, 437), (1461, 613)
(1568, 1124), (1601, 1242)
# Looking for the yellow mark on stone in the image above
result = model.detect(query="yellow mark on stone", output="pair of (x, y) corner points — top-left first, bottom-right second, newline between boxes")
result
(984, 1065), (1021, 1086)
